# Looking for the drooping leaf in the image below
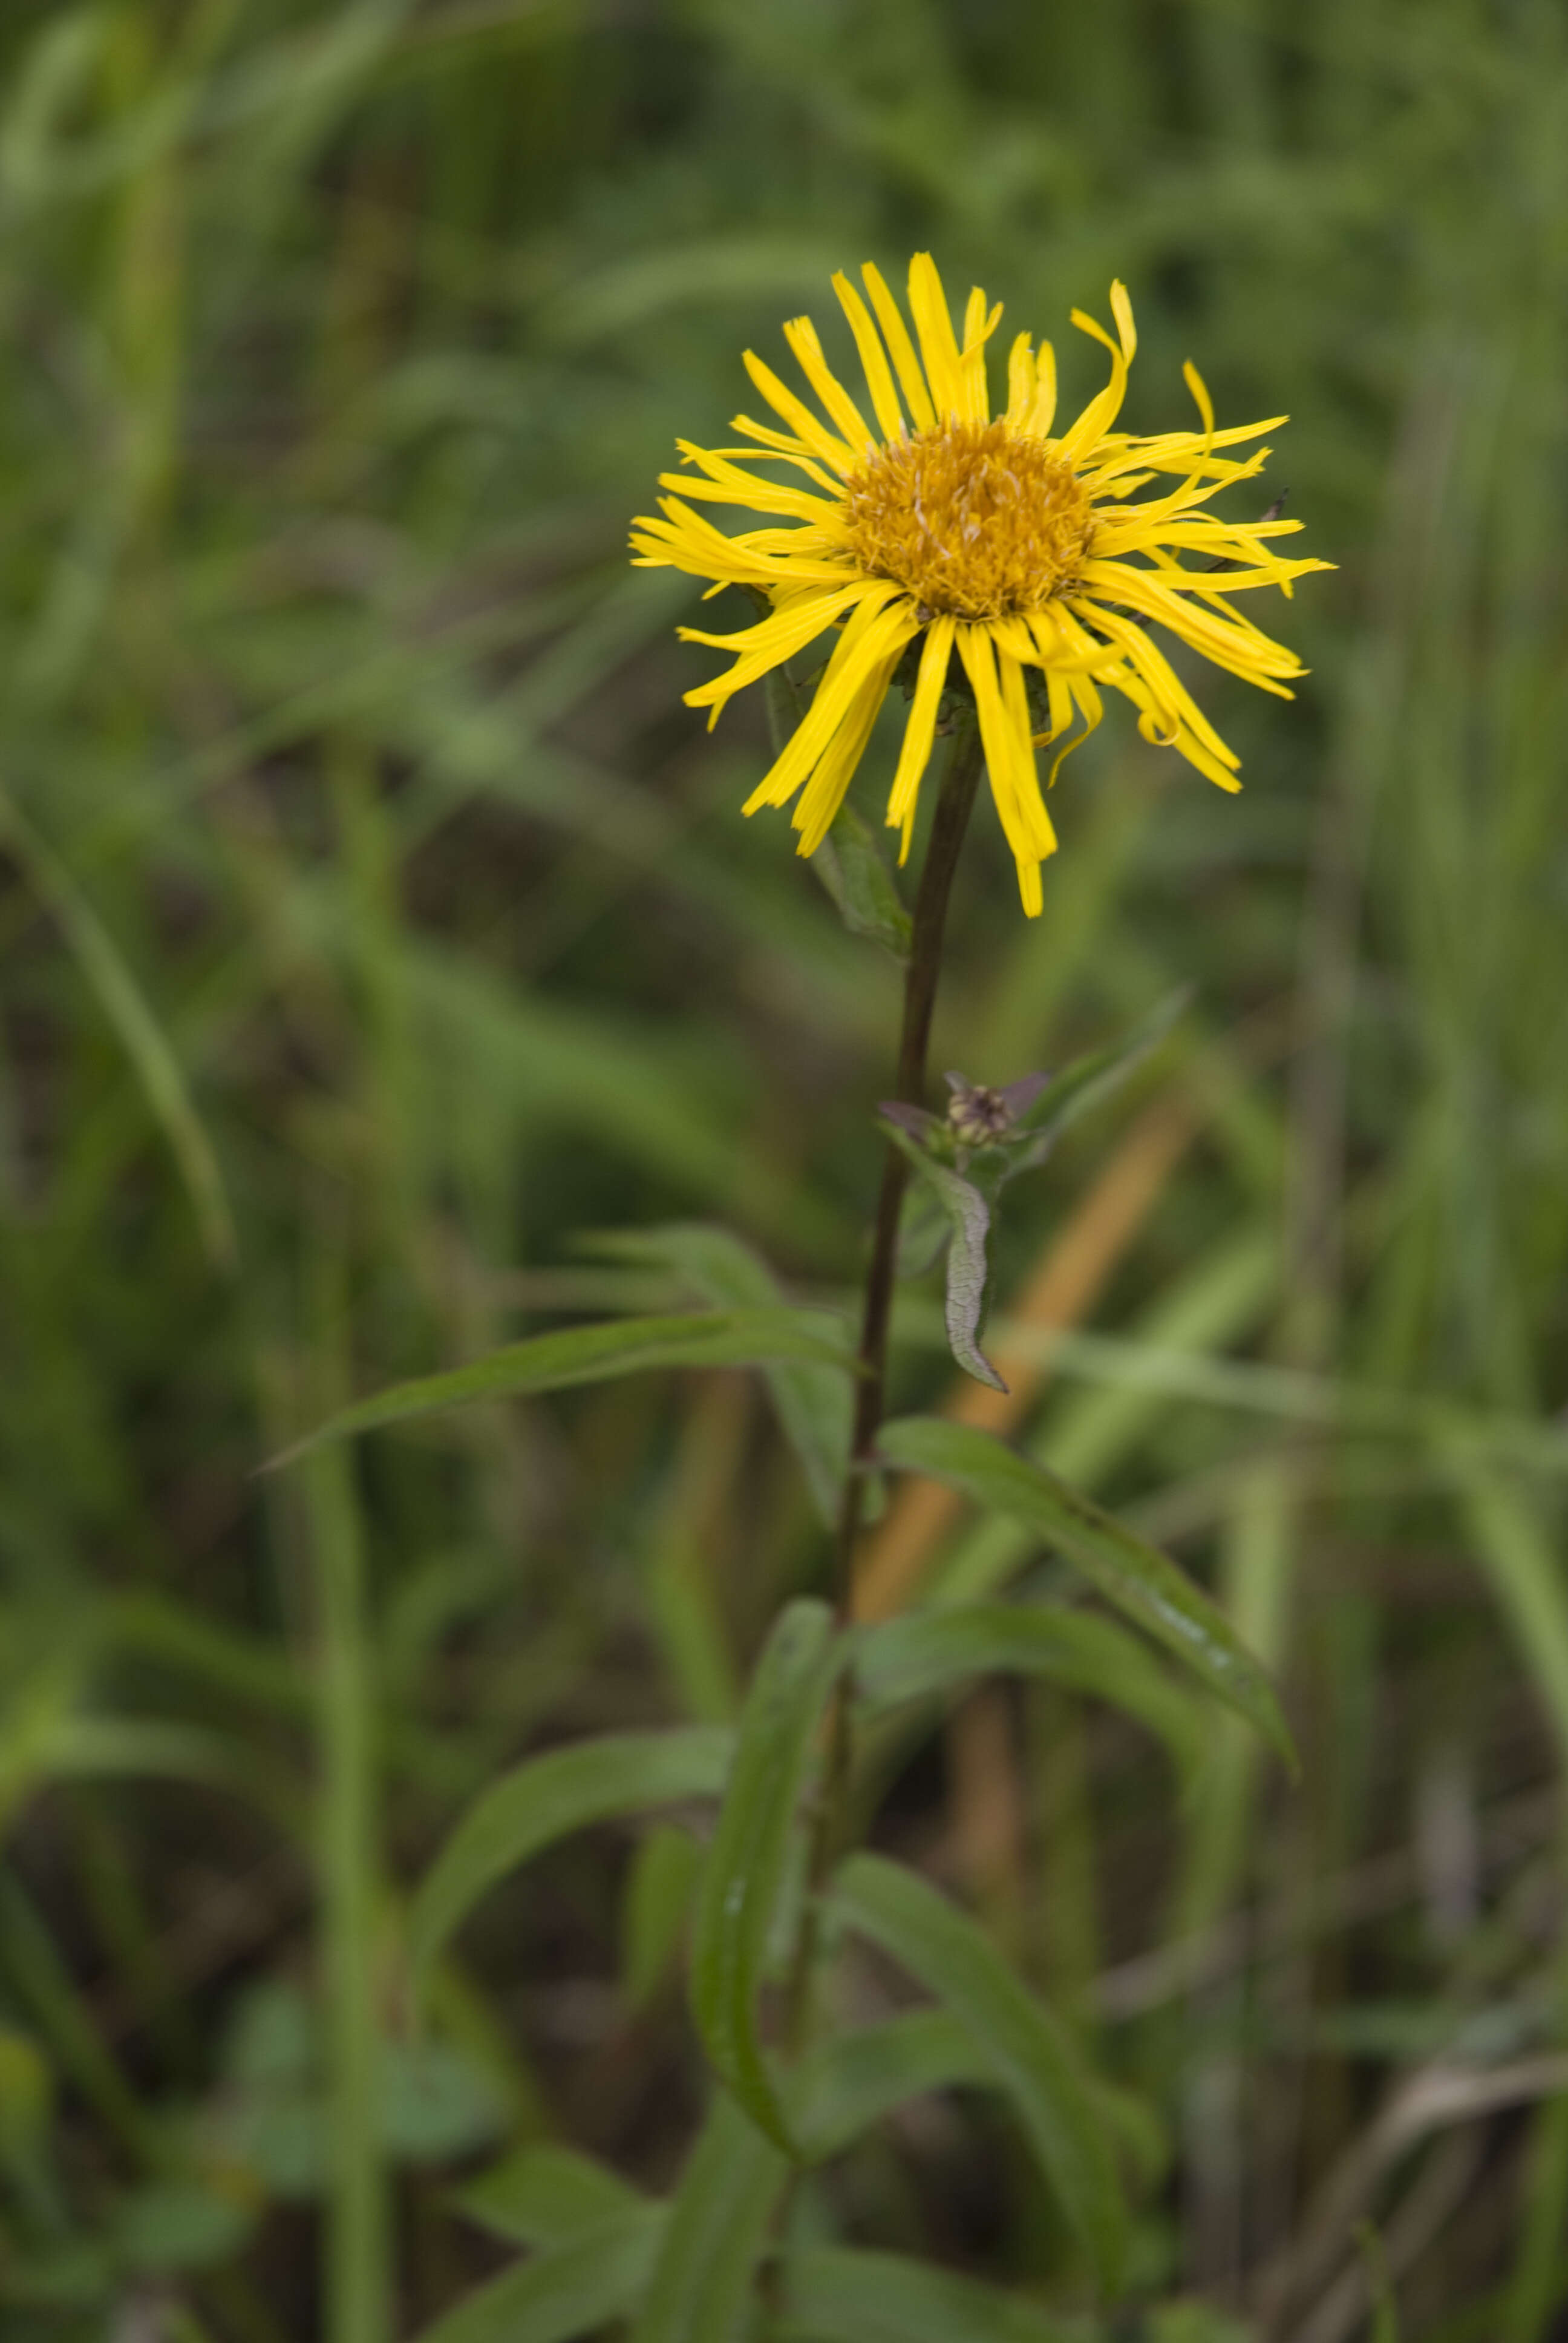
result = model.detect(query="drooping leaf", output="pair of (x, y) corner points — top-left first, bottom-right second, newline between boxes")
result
(583, 1225), (851, 1525)
(811, 801), (912, 961)
(881, 1124), (1006, 1392)
(267, 1308), (855, 1469)
(776, 2243), (1093, 2342)
(627, 2091), (788, 2343)
(408, 1728), (733, 1994)
(690, 1601), (844, 2151)
(830, 1853), (1127, 2293)
(451, 2143), (644, 2250)
(876, 1418), (1293, 1766)
(854, 1604), (1203, 1787)
(411, 2209), (664, 2343)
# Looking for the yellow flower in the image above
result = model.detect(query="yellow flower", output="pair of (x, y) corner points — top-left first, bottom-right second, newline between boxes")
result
(631, 255), (1330, 915)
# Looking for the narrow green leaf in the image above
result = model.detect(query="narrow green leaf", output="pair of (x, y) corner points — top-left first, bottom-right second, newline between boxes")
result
(451, 2143), (643, 2250)
(811, 801), (912, 961)
(267, 1308), (854, 1469)
(408, 1728), (733, 1994)
(620, 1823), (702, 2011)
(882, 1127), (1005, 1391)
(1008, 988), (1191, 1156)
(583, 1225), (851, 1526)
(0, 786), (235, 1270)
(690, 1600), (843, 2151)
(411, 2207), (663, 2343)
(777, 2241), (1093, 2341)
(627, 2091), (787, 2343)
(1448, 1458), (1568, 1775)
(854, 1605), (1203, 1787)
(790, 2009), (986, 2162)
(877, 1417), (1293, 1766)
(830, 1853), (1127, 2293)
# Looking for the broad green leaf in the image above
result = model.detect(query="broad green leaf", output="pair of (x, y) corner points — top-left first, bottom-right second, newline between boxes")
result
(412, 2207), (664, 2343)
(267, 1308), (854, 1468)
(830, 1853), (1126, 2293)
(0, 786), (235, 1270)
(690, 1601), (843, 2150)
(877, 1418), (1293, 1766)
(812, 801), (912, 960)
(776, 2241), (1093, 2341)
(408, 1728), (733, 1993)
(627, 2091), (787, 2343)
(883, 1125), (1005, 1392)
(854, 1605), (1203, 1787)
(790, 2008), (986, 2161)
(584, 1225), (851, 1526)
(451, 2143), (643, 2249)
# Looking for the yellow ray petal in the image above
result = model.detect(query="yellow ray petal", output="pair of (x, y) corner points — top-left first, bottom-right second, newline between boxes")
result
(743, 588), (911, 812)
(906, 252), (964, 421)
(793, 645), (906, 855)
(861, 261), (936, 432)
(782, 315), (876, 455)
(741, 351), (855, 473)
(833, 271), (906, 441)
(886, 615), (956, 847)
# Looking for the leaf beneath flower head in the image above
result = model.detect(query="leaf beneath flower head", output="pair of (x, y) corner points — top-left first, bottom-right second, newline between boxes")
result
(812, 801), (912, 961)
(1007, 986), (1192, 1162)
(881, 1120), (1006, 1391)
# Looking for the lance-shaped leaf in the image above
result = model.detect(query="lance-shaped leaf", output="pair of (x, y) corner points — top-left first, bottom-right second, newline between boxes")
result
(452, 2143), (645, 2250)
(881, 1120), (1007, 1392)
(854, 1604), (1203, 1787)
(583, 1225), (851, 1526)
(876, 1418), (1293, 1766)
(811, 801), (912, 961)
(266, 1308), (855, 1469)
(629, 2091), (788, 2343)
(690, 1599), (844, 2151)
(408, 1728), (733, 1996)
(790, 2008), (988, 2163)
(411, 2207), (664, 2343)
(776, 2242), (1091, 2342)
(830, 1853), (1127, 2293)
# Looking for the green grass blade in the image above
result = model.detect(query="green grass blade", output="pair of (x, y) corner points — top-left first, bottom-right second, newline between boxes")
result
(627, 2091), (788, 2343)
(877, 1417), (1293, 1766)
(830, 1853), (1127, 2295)
(409, 1727), (734, 1995)
(268, 1309), (855, 1468)
(0, 786), (235, 1270)
(689, 1600), (843, 2151)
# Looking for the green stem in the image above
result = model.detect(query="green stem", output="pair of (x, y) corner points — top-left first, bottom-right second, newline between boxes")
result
(785, 718), (984, 2053)
(833, 715), (986, 1613)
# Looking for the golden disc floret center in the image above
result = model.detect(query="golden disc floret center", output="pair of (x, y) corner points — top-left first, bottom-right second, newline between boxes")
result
(841, 418), (1094, 622)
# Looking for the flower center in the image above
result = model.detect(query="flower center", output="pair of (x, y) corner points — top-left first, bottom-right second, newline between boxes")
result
(841, 418), (1094, 622)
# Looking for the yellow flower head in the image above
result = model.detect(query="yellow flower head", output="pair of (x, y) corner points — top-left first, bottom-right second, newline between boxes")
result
(631, 255), (1330, 915)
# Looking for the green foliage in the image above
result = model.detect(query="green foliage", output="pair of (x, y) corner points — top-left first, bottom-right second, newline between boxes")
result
(5, 0), (1568, 2337)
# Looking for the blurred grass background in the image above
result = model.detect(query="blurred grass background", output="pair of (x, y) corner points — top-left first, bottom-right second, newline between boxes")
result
(3, 0), (1568, 2336)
